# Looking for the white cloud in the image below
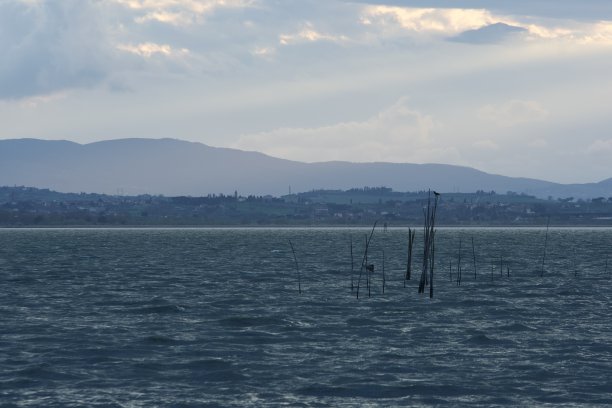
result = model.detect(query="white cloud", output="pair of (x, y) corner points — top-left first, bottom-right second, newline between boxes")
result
(359, 5), (612, 47)
(279, 23), (349, 46)
(114, 0), (255, 25)
(117, 42), (190, 58)
(527, 138), (549, 149)
(581, 21), (612, 45)
(473, 139), (500, 151)
(251, 46), (275, 58)
(134, 11), (186, 25)
(476, 18), (612, 45)
(479, 100), (549, 127)
(518, 20), (612, 45)
(361, 6), (501, 36)
(233, 98), (460, 163)
(15, 0), (44, 5)
(18, 92), (67, 109)
(523, 24), (573, 40)
(586, 139), (612, 154)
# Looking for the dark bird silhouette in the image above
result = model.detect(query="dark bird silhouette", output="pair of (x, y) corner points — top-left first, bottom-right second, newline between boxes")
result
(433, 191), (441, 196)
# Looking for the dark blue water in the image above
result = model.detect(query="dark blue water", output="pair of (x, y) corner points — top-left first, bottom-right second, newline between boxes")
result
(1, 228), (611, 406)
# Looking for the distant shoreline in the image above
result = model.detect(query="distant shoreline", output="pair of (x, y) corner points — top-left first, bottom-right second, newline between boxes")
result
(3, 186), (612, 228)
(3, 224), (612, 229)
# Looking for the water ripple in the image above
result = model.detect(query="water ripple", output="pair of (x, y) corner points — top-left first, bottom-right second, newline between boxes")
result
(1, 228), (611, 406)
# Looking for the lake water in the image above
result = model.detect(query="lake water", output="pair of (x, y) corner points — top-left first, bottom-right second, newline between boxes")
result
(1, 228), (611, 407)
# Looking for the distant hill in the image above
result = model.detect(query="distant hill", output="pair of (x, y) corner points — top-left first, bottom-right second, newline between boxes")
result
(0, 138), (610, 199)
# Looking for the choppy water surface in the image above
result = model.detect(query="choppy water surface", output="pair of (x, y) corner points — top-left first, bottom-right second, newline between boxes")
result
(1, 228), (611, 407)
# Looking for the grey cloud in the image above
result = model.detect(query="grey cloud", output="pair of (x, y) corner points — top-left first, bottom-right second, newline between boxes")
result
(0, 1), (111, 100)
(2, 0), (612, 186)
(449, 23), (526, 44)
(342, 0), (612, 20)
(122, 1), (358, 53)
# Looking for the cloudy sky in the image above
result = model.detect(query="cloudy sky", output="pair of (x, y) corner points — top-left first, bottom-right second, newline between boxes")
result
(1, 0), (612, 183)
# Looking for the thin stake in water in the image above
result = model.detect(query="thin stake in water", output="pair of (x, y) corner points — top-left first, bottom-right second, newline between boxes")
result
(356, 220), (378, 299)
(405, 228), (416, 286)
(365, 234), (370, 295)
(418, 190), (440, 298)
(382, 249), (386, 294)
(430, 239), (435, 298)
(367, 253), (372, 298)
(350, 236), (354, 292)
(472, 236), (477, 279)
(456, 237), (462, 287)
(541, 217), (550, 277)
(288, 239), (301, 294)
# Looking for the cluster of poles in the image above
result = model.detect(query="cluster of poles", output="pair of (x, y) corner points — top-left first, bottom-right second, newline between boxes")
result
(287, 191), (612, 299)
(351, 191), (441, 298)
(289, 190), (441, 298)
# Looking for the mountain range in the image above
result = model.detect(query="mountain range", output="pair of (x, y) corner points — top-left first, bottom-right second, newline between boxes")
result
(1, 138), (610, 199)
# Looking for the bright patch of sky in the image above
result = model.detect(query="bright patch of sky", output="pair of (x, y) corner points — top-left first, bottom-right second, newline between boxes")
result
(1, 0), (612, 183)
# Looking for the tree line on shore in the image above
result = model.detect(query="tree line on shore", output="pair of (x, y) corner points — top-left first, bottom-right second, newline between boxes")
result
(1, 185), (611, 226)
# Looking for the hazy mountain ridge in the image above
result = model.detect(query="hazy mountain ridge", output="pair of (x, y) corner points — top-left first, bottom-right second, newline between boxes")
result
(0, 138), (610, 199)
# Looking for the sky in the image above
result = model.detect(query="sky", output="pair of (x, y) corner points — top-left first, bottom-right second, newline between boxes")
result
(1, 0), (612, 184)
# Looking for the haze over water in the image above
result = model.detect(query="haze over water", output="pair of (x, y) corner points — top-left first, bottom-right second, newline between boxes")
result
(1, 228), (611, 406)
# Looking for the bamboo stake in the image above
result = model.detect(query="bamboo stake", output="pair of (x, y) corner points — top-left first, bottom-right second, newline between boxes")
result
(418, 190), (439, 296)
(356, 220), (379, 299)
(382, 249), (386, 294)
(350, 236), (354, 292)
(288, 239), (301, 294)
(368, 261), (372, 298)
(405, 228), (415, 286)
(471, 236), (477, 279)
(456, 237), (462, 287)
(429, 237), (435, 298)
(366, 235), (370, 296)
(420, 198), (431, 290)
(541, 217), (550, 277)
(418, 199), (430, 292)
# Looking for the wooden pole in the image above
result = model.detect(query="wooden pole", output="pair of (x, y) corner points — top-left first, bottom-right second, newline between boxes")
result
(405, 228), (415, 285)
(382, 249), (386, 294)
(288, 239), (301, 294)
(350, 236), (354, 292)
(541, 217), (550, 277)
(429, 238), (435, 298)
(456, 237), (462, 286)
(471, 236), (477, 280)
(356, 220), (379, 299)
